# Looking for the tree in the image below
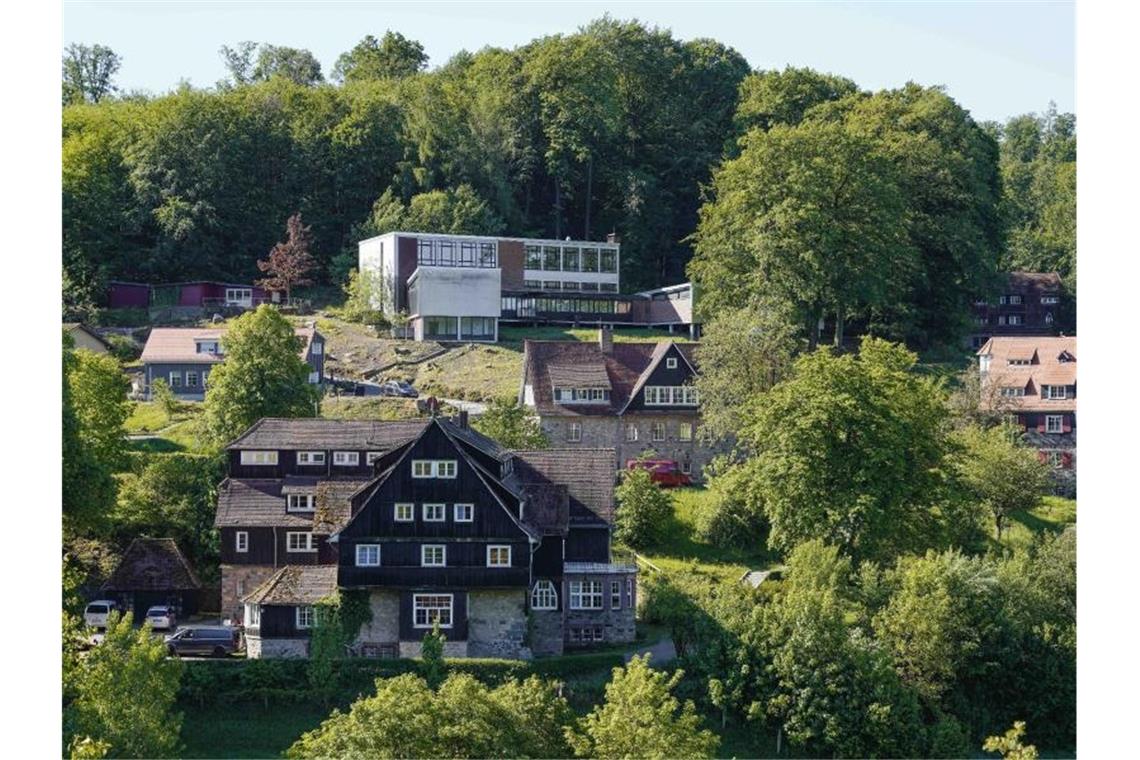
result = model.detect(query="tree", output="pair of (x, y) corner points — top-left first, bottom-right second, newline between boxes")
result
(253, 44), (323, 86)
(67, 348), (130, 472)
(613, 466), (673, 549)
(218, 41), (258, 86)
(984, 721), (1039, 760)
(287, 673), (573, 758)
(67, 613), (183, 758)
(420, 621), (447, 688)
(733, 65), (858, 135)
(951, 424), (1050, 540)
(258, 212), (318, 304)
(471, 398), (548, 449)
(339, 268), (388, 326)
(150, 377), (179, 421)
(63, 335), (116, 535)
(566, 655), (719, 759)
(333, 32), (428, 83)
(62, 43), (121, 105)
(729, 337), (952, 563)
(692, 301), (801, 444)
(690, 120), (915, 347)
(202, 305), (319, 445)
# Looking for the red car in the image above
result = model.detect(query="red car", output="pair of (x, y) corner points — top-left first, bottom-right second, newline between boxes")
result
(625, 459), (693, 487)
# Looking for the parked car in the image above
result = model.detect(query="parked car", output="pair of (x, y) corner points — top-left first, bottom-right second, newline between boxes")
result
(380, 380), (418, 398)
(144, 605), (177, 630)
(165, 626), (239, 658)
(83, 600), (121, 630)
(625, 459), (693, 488)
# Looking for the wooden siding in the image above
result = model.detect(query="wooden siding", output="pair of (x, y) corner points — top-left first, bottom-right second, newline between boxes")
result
(220, 527), (336, 566)
(255, 604), (312, 639)
(338, 538), (530, 589)
(228, 450), (383, 480)
(566, 527), (611, 562)
(532, 538), (564, 578)
(622, 344), (698, 413)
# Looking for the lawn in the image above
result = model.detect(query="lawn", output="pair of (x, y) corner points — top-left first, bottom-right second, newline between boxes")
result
(320, 397), (424, 421)
(637, 487), (777, 581)
(125, 401), (209, 453)
(411, 343), (523, 401)
(998, 495), (1076, 554)
(179, 703), (330, 759)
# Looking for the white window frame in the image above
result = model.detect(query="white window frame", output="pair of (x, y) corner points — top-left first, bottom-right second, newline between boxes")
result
(568, 422), (582, 442)
(625, 424), (638, 442)
(569, 580), (604, 610)
(627, 578), (634, 607)
(333, 451), (360, 466)
(185, 371), (199, 388)
(296, 451), (326, 466)
(437, 460), (457, 478)
(531, 580), (558, 610)
(366, 451), (383, 465)
(652, 422), (666, 442)
(286, 493), (315, 512)
(235, 531), (248, 553)
(487, 545), (511, 567)
(1046, 415), (1064, 434)
(1041, 295), (1059, 305)
(413, 594), (453, 629)
(240, 450), (278, 466)
(1008, 315), (1023, 325)
(1047, 451), (1064, 468)
(679, 422), (693, 442)
(169, 371), (182, 388)
(1009, 294), (1023, 305)
(412, 460), (433, 478)
(355, 544), (381, 567)
(394, 503), (415, 522)
(423, 503), (446, 522)
(666, 357), (678, 369)
(453, 503), (473, 523)
(286, 532), (316, 553)
(1045, 385), (1068, 400)
(611, 580), (622, 609)
(421, 545), (446, 567)
(310, 341), (323, 356)
(295, 605), (315, 629)
(411, 459), (458, 478)
(244, 603), (260, 627)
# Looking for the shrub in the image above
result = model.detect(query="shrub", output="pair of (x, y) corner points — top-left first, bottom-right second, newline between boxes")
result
(614, 467), (673, 549)
(694, 464), (768, 549)
(104, 333), (142, 362)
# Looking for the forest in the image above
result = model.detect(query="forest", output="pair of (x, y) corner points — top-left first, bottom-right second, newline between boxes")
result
(62, 18), (1074, 351)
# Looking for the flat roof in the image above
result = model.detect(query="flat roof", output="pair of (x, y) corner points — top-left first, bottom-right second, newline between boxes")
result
(358, 231), (620, 249)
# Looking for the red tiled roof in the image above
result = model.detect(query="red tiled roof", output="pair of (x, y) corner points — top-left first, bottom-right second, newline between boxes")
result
(978, 336), (1076, 412)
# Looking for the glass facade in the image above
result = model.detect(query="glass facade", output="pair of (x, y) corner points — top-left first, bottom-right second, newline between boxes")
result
(417, 238), (497, 268)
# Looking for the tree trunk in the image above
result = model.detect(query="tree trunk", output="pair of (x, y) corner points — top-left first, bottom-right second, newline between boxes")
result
(584, 155), (593, 241)
(834, 303), (845, 349)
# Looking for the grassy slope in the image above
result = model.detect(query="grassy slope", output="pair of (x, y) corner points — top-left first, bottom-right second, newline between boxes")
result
(999, 495), (1076, 554)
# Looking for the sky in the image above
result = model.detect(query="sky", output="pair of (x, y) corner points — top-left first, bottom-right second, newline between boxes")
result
(62, 0), (1074, 123)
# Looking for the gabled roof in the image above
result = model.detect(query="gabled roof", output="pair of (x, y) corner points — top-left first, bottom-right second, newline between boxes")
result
(242, 565), (338, 606)
(523, 339), (698, 417)
(506, 448), (616, 525)
(619, 341), (696, 414)
(102, 538), (201, 592)
(140, 326), (319, 365)
(214, 478), (315, 528)
(548, 363), (612, 389)
(227, 418), (428, 450)
(978, 336), (1077, 412)
(312, 478), (377, 534)
(436, 417), (509, 461)
(64, 323), (113, 350)
(1007, 271), (1063, 292)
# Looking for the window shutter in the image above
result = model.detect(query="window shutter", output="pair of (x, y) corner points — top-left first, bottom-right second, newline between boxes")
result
(1062, 415), (1072, 434)
(1037, 450), (1047, 463)
(1061, 452), (1073, 469)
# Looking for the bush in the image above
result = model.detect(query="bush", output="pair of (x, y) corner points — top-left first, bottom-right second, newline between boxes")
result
(614, 467), (673, 549)
(104, 333), (142, 362)
(694, 465), (768, 550)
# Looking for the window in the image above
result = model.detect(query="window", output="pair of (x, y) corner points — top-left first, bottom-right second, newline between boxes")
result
(681, 460), (692, 475)
(235, 531), (248, 553)
(524, 279), (542, 290)
(297, 451), (326, 466)
(1045, 385), (1068, 400)
(543, 246), (561, 271)
(287, 494), (315, 512)
(532, 580), (558, 610)
(286, 532), (316, 553)
(169, 372), (182, 388)
(424, 316), (459, 339)
(412, 460), (457, 478)
(1009, 295), (1023, 305)
(611, 581), (622, 609)
(569, 580), (604, 610)
(421, 545), (446, 567)
(999, 295), (1009, 305)
(1000, 387), (1026, 397)
(355, 544), (381, 567)
(487, 545), (512, 567)
(295, 606), (314, 629)
(644, 386), (698, 406)
(1046, 415), (1064, 433)
(185, 371), (199, 388)
(333, 451), (360, 466)
(423, 504), (445, 522)
(366, 451), (383, 465)
(196, 340), (220, 354)
(1047, 451), (1064, 468)
(600, 249), (617, 273)
(1044, 312), (1054, 324)
(240, 451), (278, 466)
(394, 503), (414, 522)
(570, 626), (604, 643)
(454, 503), (473, 522)
(563, 247), (581, 271)
(413, 594), (453, 628)
(625, 424), (638, 442)
(652, 422), (666, 442)
(525, 246), (543, 269)
(997, 316), (1007, 326)
(245, 603), (260, 627)
(666, 357), (677, 369)
(226, 288), (252, 304)
(1007, 358), (1031, 366)
(1008, 315), (1023, 325)
(568, 422), (582, 442)
(679, 422), (693, 442)
(1042, 295), (1059, 304)
(310, 341), (323, 355)
(543, 280), (562, 291)
(308, 371), (320, 384)
(627, 578), (634, 607)
(460, 317), (496, 340)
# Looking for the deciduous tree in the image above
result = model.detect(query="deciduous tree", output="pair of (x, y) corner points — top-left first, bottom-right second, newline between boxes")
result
(471, 398), (548, 450)
(67, 348), (130, 472)
(63, 335), (116, 534)
(258, 212), (318, 304)
(614, 466), (673, 549)
(333, 32), (428, 82)
(62, 43), (121, 105)
(951, 424), (1050, 540)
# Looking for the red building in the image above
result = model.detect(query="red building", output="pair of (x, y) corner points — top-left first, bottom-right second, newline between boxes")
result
(107, 281), (274, 310)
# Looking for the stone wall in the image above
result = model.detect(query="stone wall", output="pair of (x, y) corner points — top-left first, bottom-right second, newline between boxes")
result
(355, 590), (400, 645)
(563, 571), (637, 648)
(399, 640), (468, 658)
(530, 609), (564, 656)
(220, 564), (277, 622)
(467, 589), (531, 659)
(247, 636), (309, 659)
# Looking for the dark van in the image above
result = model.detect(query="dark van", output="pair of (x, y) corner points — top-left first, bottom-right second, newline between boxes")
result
(165, 626), (239, 658)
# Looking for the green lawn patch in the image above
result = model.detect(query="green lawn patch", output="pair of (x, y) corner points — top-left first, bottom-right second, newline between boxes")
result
(321, 397), (423, 420)
(999, 496), (1076, 554)
(412, 343), (523, 401)
(638, 487), (777, 581)
(498, 324), (695, 347)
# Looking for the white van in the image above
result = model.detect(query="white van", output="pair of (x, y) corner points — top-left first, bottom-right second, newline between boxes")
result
(83, 600), (121, 629)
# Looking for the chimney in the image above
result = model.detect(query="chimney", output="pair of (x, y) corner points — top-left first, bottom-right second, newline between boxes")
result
(599, 326), (613, 355)
(458, 410), (469, 429)
(606, 231), (620, 244)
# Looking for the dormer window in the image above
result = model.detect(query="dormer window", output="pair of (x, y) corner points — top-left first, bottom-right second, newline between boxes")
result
(554, 387), (611, 404)
(666, 357), (678, 369)
(195, 340), (221, 354)
(1000, 387), (1026, 397)
(1043, 385), (1068, 400)
(644, 386), (698, 406)
(1058, 351), (1074, 363)
(1007, 359), (1032, 366)
(333, 451), (359, 466)
(1042, 295), (1059, 304)
(287, 494), (315, 512)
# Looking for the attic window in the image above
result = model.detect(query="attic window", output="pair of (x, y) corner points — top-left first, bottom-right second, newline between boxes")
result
(555, 388), (611, 404)
(287, 494), (315, 512)
(1000, 387), (1026, 397)
(666, 357), (678, 369)
(1007, 359), (1032, 366)
(1058, 352), (1074, 363)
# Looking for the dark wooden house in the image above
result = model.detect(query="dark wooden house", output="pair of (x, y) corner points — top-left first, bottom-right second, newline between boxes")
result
(100, 538), (202, 616)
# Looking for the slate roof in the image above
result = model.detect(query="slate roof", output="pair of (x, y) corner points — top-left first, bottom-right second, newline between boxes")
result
(1007, 271), (1063, 292)
(437, 417), (510, 461)
(506, 448), (616, 525)
(547, 363), (612, 389)
(140, 326), (319, 365)
(102, 538), (201, 592)
(214, 476), (375, 531)
(227, 418), (428, 450)
(978, 336), (1077, 412)
(312, 479), (374, 534)
(523, 340), (698, 417)
(242, 565), (338, 606)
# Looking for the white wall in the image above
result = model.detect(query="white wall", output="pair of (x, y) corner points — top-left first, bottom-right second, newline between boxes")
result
(410, 267), (501, 317)
(358, 234), (398, 314)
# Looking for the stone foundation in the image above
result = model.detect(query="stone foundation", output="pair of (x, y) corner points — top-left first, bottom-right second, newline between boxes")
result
(354, 590), (400, 645)
(220, 565), (278, 622)
(399, 640), (468, 658)
(530, 609), (564, 656)
(467, 589), (531, 659)
(246, 636), (309, 659)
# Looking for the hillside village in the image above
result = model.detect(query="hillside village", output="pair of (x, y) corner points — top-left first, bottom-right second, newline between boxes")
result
(61, 16), (1076, 760)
